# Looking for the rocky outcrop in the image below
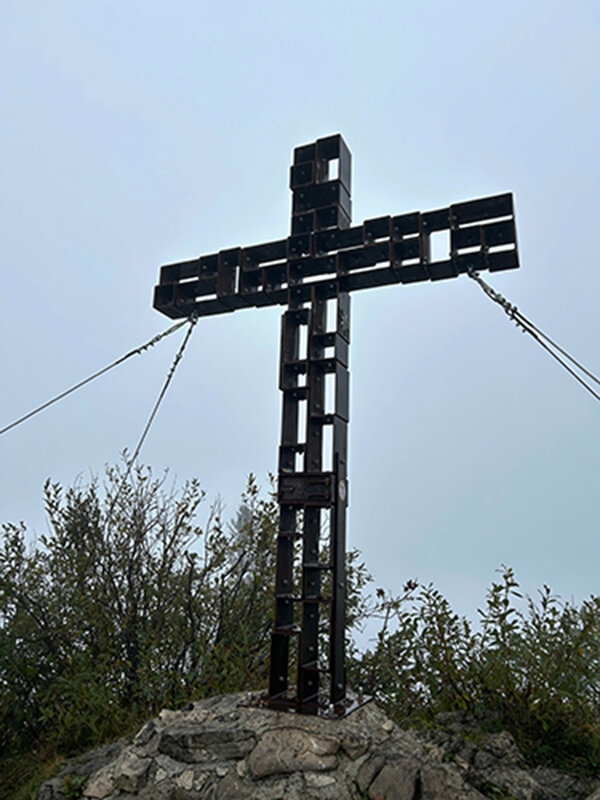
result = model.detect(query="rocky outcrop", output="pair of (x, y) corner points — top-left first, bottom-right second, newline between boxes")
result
(414, 710), (599, 800)
(37, 693), (600, 800)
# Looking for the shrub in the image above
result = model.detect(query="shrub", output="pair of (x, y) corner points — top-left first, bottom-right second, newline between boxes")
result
(349, 567), (600, 774)
(0, 464), (279, 756)
(3, 462), (600, 787)
(0, 463), (369, 764)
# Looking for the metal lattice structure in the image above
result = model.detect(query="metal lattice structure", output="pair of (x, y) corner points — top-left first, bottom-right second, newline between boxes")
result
(153, 134), (519, 714)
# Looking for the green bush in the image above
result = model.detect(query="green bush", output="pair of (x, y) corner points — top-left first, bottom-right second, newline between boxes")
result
(0, 462), (369, 769)
(349, 567), (600, 775)
(2, 462), (600, 794)
(0, 464), (282, 757)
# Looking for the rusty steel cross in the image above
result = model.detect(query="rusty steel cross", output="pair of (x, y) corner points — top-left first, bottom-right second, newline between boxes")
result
(153, 134), (519, 715)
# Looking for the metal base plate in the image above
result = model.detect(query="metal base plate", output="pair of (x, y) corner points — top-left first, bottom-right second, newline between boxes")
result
(242, 689), (371, 719)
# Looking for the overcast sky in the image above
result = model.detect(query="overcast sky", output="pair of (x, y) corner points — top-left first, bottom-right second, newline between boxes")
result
(2, 0), (599, 642)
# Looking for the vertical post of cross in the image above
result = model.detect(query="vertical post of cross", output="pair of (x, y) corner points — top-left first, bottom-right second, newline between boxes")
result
(269, 135), (352, 710)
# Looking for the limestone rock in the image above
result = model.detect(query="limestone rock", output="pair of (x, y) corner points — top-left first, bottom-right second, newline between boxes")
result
(420, 762), (487, 800)
(113, 751), (151, 792)
(367, 758), (420, 800)
(36, 692), (600, 800)
(341, 731), (370, 760)
(37, 739), (127, 800)
(247, 727), (340, 777)
(159, 724), (256, 762)
(83, 765), (116, 799)
(356, 754), (386, 793)
(415, 712), (600, 800)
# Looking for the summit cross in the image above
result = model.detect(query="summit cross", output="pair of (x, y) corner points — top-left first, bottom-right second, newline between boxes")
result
(153, 134), (519, 715)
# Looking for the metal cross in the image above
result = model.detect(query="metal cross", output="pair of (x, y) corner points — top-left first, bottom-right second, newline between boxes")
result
(153, 134), (519, 715)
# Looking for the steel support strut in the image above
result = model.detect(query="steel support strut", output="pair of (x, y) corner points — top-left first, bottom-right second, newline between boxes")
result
(269, 135), (352, 711)
(269, 288), (350, 709)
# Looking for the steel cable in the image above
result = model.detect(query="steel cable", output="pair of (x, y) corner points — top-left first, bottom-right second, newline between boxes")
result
(125, 314), (198, 471)
(105, 314), (198, 521)
(0, 318), (191, 437)
(468, 269), (600, 403)
(519, 323), (600, 403)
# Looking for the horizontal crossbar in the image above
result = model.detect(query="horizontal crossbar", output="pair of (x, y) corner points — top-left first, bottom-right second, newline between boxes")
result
(154, 193), (519, 319)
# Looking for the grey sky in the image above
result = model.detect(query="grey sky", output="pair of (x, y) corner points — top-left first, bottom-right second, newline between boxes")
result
(2, 0), (599, 639)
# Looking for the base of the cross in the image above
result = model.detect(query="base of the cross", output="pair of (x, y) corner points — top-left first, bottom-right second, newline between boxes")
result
(243, 689), (370, 720)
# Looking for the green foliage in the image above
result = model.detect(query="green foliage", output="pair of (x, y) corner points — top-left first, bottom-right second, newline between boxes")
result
(0, 464), (282, 759)
(60, 774), (86, 799)
(2, 462), (600, 793)
(0, 749), (65, 800)
(0, 463), (371, 773)
(474, 784), (519, 800)
(349, 566), (600, 775)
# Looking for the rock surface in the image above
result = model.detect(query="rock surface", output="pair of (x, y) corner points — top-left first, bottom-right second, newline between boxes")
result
(37, 694), (600, 800)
